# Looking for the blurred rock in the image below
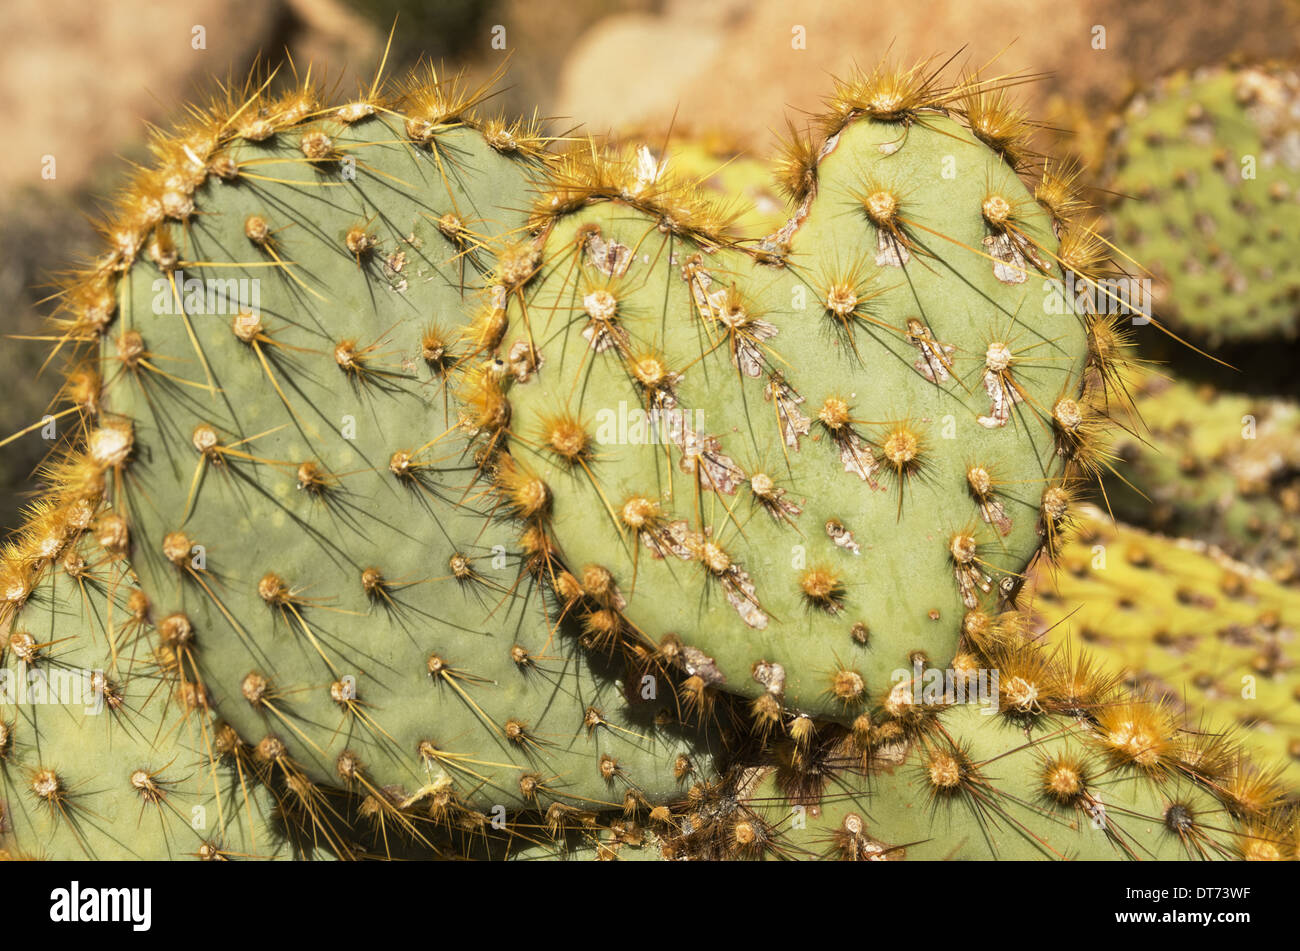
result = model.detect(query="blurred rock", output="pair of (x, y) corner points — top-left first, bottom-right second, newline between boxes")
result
(557, 0), (1300, 150)
(0, 189), (100, 529)
(1, 0), (285, 192)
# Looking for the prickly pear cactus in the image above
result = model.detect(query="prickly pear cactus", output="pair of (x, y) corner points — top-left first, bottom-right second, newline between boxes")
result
(1106, 63), (1300, 345)
(1029, 508), (1300, 786)
(1107, 377), (1300, 585)
(10, 51), (1290, 862)
(490, 65), (1116, 723)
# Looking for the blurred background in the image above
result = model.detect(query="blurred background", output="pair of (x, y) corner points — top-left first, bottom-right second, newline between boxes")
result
(2, 0), (1299, 534)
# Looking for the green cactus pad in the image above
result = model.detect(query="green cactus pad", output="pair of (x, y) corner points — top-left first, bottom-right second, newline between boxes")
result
(74, 74), (715, 820)
(1107, 64), (1300, 345)
(497, 107), (1093, 722)
(1108, 377), (1300, 585)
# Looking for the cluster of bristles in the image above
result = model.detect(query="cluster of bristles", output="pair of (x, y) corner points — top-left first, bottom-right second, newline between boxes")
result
(531, 141), (747, 249)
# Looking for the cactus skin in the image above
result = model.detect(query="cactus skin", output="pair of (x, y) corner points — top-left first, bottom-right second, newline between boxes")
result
(1106, 64), (1300, 346)
(0, 533), (290, 860)
(1029, 508), (1300, 786)
(1108, 377), (1300, 585)
(494, 76), (1104, 725)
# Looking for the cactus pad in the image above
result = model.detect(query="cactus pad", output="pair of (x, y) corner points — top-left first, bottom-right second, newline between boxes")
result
(1107, 64), (1300, 345)
(494, 77), (1105, 722)
(47, 69), (717, 827)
